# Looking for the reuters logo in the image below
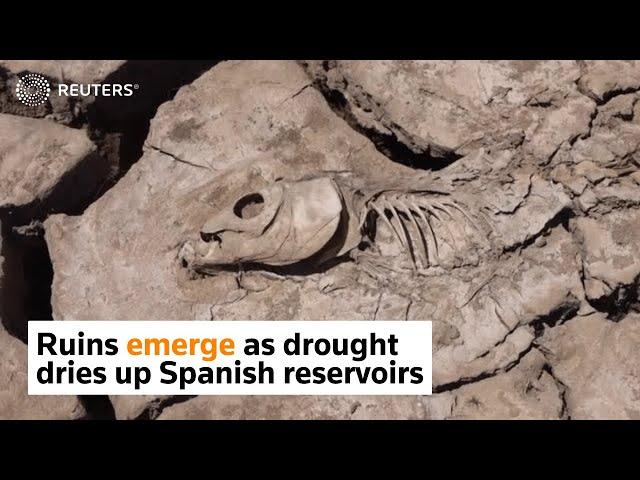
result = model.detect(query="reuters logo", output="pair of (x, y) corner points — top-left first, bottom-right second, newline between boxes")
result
(15, 73), (51, 107)
(14, 72), (138, 107)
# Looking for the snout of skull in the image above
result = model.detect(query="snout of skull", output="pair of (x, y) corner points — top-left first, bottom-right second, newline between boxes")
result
(178, 242), (196, 267)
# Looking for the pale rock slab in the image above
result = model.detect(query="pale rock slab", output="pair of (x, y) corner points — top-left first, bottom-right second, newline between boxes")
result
(488, 173), (572, 250)
(0, 114), (108, 217)
(578, 61), (640, 103)
(572, 210), (640, 303)
(523, 94), (595, 160)
(540, 312), (640, 419)
(548, 90), (640, 210)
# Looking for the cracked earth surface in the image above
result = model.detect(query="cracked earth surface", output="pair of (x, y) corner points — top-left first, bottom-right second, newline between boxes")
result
(1, 60), (639, 419)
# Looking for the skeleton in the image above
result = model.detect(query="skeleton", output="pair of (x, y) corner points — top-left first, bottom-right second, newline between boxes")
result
(179, 171), (493, 278)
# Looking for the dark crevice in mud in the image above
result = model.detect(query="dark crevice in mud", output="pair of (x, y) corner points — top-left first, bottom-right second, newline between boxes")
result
(614, 111), (635, 122)
(433, 370), (496, 394)
(302, 64), (462, 171)
(541, 363), (570, 419)
(530, 296), (581, 337)
(14, 235), (53, 324)
(502, 207), (575, 254)
(588, 276), (639, 322)
(434, 341), (535, 394)
(596, 86), (640, 106)
(0, 222), (27, 339)
(473, 326), (519, 360)
(527, 100), (554, 109)
(0, 220), (52, 342)
(574, 75), (637, 105)
(434, 340), (539, 393)
(364, 122), (463, 171)
(78, 395), (116, 420)
(574, 104), (599, 146)
(135, 395), (196, 420)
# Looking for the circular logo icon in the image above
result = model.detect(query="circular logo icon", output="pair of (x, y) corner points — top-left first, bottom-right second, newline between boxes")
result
(15, 73), (51, 107)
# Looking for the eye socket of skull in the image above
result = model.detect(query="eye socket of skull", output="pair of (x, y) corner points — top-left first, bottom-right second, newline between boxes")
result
(233, 193), (265, 219)
(198, 184), (284, 238)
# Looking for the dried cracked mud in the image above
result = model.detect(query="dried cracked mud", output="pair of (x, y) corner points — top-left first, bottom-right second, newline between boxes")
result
(1, 60), (639, 420)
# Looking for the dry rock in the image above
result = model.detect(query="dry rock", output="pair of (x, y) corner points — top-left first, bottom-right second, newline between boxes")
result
(540, 312), (640, 419)
(578, 60), (640, 103)
(0, 114), (108, 217)
(573, 210), (640, 304)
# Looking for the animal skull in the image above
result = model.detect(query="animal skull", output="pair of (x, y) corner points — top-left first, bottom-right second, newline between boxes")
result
(182, 177), (348, 271)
